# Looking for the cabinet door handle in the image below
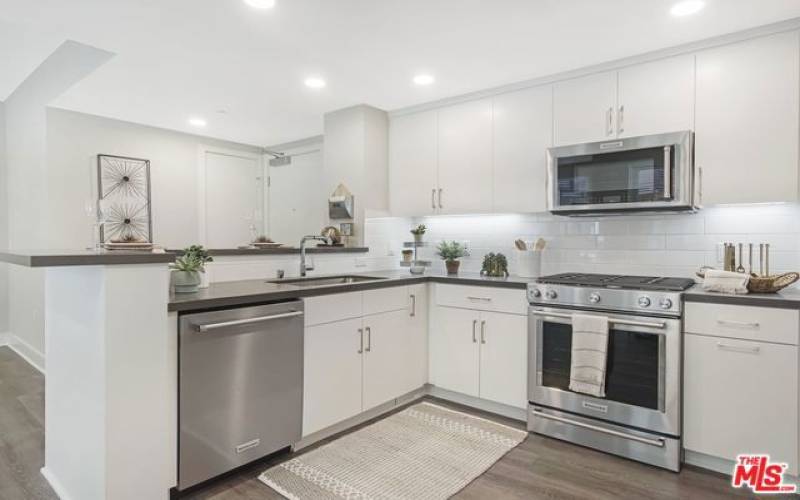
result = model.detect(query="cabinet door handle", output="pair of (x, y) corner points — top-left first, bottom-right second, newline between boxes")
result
(618, 105), (624, 135)
(357, 328), (364, 354)
(480, 320), (486, 344)
(472, 320), (478, 343)
(697, 166), (703, 205)
(717, 342), (760, 354)
(438, 188), (443, 209)
(467, 296), (492, 303)
(606, 107), (614, 136)
(410, 294), (416, 317)
(716, 319), (760, 329)
(365, 327), (371, 352)
(431, 189), (436, 210)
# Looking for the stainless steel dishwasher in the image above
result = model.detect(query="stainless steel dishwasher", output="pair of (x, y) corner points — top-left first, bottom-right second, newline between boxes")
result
(178, 300), (303, 490)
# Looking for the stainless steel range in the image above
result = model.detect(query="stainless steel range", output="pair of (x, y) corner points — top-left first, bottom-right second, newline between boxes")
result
(527, 273), (695, 472)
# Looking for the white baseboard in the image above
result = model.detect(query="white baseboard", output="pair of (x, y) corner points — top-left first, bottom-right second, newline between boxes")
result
(0, 332), (10, 347)
(426, 385), (527, 422)
(41, 467), (72, 500)
(7, 334), (45, 374)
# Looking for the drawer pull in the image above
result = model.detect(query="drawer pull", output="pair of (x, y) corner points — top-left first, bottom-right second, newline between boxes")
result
(716, 319), (760, 329)
(467, 296), (492, 302)
(717, 342), (760, 354)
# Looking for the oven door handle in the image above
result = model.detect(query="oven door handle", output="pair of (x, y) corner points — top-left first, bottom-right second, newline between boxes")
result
(530, 310), (666, 329)
(531, 409), (666, 448)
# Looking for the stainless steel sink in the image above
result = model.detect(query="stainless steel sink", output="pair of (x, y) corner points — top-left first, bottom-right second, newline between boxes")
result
(268, 275), (387, 287)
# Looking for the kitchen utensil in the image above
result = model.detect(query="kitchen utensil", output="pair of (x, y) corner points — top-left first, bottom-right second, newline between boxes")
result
(514, 239), (527, 251)
(534, 238), (547, 251)
(759, 243), (765, 276)
(748, 243), (753, 275)
(765, 243), (770, 277)
(736, 243), (745, 273)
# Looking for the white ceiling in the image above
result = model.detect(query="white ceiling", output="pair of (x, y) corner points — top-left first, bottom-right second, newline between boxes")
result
(2, 0), (800, 147)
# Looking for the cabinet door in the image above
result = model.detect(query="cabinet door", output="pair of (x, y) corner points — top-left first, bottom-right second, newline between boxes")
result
(553, 71), (617, 146)
(389, 110), (438, 216)
(404, 284), (429, 392)
(684, 334), (798, 474)
(437, 98), (493, 213)
(362, 309), (413, 410)
(303, 318), (363, 436)
(478, 311), (528, 409)
(695, 32), (800, 205)
(429, 306), (480, 397)
(492, 86), (552, 213)
(617, 55), (694, 138)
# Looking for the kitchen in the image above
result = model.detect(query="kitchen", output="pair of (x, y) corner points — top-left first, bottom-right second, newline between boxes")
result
(1, 1), (800, 499)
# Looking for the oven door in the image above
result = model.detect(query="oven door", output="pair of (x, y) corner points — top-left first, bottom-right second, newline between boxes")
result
(528, 307), (681, 437)
(547, 131), (693, 214)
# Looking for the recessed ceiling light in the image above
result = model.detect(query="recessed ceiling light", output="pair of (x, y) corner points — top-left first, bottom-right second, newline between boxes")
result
(670, 0), (705, 17)
(413, 74), (435, 86)
(304, 77), (326, 89)
(243, 0), (276, 9)
(188, 117), (207, 127)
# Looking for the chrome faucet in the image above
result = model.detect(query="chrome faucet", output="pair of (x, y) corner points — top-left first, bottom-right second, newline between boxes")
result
(299, 235), (329, 277)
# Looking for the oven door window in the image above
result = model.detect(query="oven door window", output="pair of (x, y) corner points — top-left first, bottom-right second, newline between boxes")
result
(540, 322), (662, 410)
(556, 146), (673, 206)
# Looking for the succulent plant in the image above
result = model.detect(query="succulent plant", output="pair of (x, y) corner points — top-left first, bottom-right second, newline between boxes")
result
(481, 252), (509, 277)
(410, 224), (427, 236)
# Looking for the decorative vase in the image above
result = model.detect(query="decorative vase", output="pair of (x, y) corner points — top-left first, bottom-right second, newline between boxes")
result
(402, 251), (413, 263)
(445, 260), (461, 275)
(199, 269), (210, 289)
(172, 270), (201, 293)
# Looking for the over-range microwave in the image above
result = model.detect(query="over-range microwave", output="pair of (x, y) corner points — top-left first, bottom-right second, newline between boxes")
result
(547, 131), (694, 215)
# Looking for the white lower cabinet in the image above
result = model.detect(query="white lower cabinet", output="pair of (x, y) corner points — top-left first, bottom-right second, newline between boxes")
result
(431, 301), (528, 409)
(362, 308), (415, 410)
(684, 332), (799, 474)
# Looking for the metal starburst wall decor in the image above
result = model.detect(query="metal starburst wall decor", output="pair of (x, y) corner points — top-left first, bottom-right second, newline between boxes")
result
(97, 154), (153, 243)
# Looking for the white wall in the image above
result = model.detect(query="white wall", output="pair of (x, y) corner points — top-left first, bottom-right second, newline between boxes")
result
(0, 101), (7, 335)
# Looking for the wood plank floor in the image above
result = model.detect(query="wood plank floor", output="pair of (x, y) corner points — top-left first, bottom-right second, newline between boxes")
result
(0, 346), (766, 499)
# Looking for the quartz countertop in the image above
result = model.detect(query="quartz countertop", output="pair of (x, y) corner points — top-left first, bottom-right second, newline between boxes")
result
(168, 270), (533, 312)
(683, 285), (800, 309)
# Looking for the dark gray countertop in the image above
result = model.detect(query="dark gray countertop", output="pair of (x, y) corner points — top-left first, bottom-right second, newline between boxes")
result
(0, 246), (369, 267)
(683, 285), (800, 309)
(169, 270), (532, 312)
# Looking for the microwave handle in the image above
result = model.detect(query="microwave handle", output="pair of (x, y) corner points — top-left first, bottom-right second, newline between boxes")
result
(663, 146), (672, 200)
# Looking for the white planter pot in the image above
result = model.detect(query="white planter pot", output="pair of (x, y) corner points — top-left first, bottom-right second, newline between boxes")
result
(172, 270), (201, 294)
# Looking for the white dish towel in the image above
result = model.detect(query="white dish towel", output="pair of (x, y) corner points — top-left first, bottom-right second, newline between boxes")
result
(702, 269), (749, 295)
(569, 313), (610, 398)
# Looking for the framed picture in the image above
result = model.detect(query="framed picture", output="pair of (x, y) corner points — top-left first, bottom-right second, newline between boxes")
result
(97, 154), (153, 243)
(339, 222), (354, 236)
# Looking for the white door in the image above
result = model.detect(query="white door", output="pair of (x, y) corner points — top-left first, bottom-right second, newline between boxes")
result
(695, 32), (800, 205)
(267, 147), (326, 245)
(203, 150), (262, 248)
(404, 284), (429, 392)
(303, 318), (363, 436)
(430, 306), (480, 397)
(437, 98), (493, 214)
(553, 71), (617, 146)
(389, 110), (439, 216)
(684, 334), (798, 474)
(617, 55), (695, 138)
(478, 311), (528, 409)
(492, 86), (553, 213)
(362, 309), (412, 410)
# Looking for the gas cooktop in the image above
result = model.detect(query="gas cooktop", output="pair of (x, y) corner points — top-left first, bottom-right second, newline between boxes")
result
(536, 273), (696, 292)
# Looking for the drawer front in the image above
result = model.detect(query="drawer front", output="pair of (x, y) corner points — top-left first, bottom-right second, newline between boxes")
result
(304, 292), (362, 326)
(684, 302), (799, 345)
(684, 333), (798, 474)
(435, 284), (527, 315)
(363, 286), (409, 316)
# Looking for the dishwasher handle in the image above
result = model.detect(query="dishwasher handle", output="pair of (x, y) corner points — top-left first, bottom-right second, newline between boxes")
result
(195, 310), (303, 333)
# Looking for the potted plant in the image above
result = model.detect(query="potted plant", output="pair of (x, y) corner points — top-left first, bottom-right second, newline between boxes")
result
(401, 248), (414, 263)
(172, 245), (213, 293)
(436, 240), (468, 275)
(410, 224), (427, 244)
(481, 252), (509, 278)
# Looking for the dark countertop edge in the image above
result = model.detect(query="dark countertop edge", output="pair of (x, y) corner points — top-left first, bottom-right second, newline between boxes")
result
(168, 274), (529, 313)
(1, 252), (177, 267)
(198, 247), (369, 256)
(683, 290), (800, 310)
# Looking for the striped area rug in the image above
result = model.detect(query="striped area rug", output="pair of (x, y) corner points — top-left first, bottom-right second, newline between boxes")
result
(260, 402), (527, 499)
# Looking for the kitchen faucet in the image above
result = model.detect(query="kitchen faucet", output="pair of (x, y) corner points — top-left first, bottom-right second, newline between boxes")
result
(299, 235), (329, 277)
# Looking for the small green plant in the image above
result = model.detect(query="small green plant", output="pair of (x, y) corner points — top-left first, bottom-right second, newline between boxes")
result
(481, 252), (509, 277)
(254, 235), (274, 243)
(410, 224), (427, 236)
(172, 245), (213, 273)
(436, 241), (468, 262)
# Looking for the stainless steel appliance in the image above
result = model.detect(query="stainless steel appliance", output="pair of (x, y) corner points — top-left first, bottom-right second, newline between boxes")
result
(178, 300), (304, 490)
(547, 131), (694, 215)
(527, 273), (695, 471)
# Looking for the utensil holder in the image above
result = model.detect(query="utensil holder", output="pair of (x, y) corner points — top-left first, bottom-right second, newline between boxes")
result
(515, 250), (542, 278)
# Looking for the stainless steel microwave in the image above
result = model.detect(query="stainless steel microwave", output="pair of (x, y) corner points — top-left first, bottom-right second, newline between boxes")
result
(547, 131), (694, 215)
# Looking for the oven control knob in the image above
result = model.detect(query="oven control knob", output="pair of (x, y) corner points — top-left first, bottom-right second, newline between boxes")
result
(638, 296), (651, 308)
(659, 298), (673, 309)
(530, 288), (542, 298)
(588, 293), (601, 304)
(545, 289), (558, 300)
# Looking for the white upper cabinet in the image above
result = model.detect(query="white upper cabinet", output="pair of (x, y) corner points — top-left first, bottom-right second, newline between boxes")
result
(492, 86), (553, 213)
(695, 31), (800, 205)
(553, 71), (618, 146)
(616, 55), (695, 138)
(389, 110), (439, 216)
(437, 98), (494, 214)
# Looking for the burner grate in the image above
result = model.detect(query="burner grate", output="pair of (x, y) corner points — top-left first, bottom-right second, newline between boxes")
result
(537, 273), (695, 291)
